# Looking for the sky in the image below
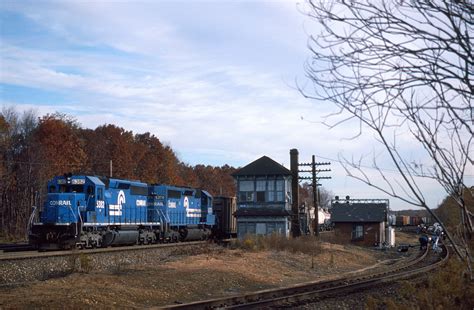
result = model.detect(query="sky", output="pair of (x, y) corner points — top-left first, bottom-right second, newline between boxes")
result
(1, 0), (471, 211)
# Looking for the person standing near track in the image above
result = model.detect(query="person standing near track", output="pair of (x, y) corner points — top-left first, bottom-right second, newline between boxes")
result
(431, 223), (443, 252)
(419, 234), (429, 250)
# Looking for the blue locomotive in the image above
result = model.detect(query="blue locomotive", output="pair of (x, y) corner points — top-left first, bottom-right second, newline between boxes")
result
(28, 174), (215, 249)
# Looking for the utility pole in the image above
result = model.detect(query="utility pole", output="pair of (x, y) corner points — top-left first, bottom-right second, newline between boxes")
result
(290, 149), (301, 238)
(299, 156), (331, 236)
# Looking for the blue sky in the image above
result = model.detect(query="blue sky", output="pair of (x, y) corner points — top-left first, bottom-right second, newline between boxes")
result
(1, 0), (469, 210)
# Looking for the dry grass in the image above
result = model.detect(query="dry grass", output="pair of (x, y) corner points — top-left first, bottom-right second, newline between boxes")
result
(366, 258), (474, 309)
(0, 240), (389, 308)
(230, 233), (322, 255)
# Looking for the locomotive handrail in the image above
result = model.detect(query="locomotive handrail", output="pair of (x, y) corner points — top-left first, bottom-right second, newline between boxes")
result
(158, 209), (171, 233)
(76, 205), (83, 237)
(161, 209), (170, 222)
(27, 192), (39, 235)
(67, 204), (78, 237)
(27, 205), (37, 236)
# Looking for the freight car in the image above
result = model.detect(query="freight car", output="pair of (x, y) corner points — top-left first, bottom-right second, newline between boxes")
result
(28, 174), (215, 250)
(394, 215), (423, 227)
(212, 196), (237, 239)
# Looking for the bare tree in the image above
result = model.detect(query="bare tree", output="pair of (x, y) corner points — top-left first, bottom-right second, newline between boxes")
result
(300, 0), (473, 266)
(0, 107), (38, 238)
(300, 183), (333, 209)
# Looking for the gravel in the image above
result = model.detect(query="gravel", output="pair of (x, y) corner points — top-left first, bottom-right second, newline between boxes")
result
(0, 243), (210, 286)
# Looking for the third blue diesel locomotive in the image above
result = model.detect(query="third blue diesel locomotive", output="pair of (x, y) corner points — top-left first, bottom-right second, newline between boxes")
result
(28, 174), (216, 249)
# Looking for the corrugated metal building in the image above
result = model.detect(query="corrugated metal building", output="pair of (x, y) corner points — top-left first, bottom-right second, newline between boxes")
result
(331, 200), (388, 246)
(232, 156), (292, 238)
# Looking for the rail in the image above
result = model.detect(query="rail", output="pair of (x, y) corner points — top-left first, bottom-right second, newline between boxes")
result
(0, 240), (208, 261)
(162, 244), (448, 309)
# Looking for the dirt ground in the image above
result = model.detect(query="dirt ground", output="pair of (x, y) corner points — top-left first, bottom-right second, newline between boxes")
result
(0, 233), (418, 308)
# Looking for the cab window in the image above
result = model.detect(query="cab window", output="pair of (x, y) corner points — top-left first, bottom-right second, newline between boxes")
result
(97, 188), (104, 200)
(70, 185), (84, 193)
(87, 185), (94, 196)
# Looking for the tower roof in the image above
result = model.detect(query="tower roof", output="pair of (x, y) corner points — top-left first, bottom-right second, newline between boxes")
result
(232, 156), (291, 177)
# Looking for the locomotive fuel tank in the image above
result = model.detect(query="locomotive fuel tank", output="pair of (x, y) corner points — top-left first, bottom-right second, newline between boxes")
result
(180, 226), (212, 241)
(103, 230), (140, 246)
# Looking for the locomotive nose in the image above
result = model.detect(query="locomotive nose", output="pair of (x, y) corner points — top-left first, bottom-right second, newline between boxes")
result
(44, 193), (82, 223)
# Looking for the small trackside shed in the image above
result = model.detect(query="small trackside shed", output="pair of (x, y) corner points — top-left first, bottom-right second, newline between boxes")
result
(232, 156), (293, 239)
(331, 200), (388, 246)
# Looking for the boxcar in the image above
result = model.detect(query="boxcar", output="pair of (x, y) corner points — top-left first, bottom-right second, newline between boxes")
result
(212, 196), (237, 238)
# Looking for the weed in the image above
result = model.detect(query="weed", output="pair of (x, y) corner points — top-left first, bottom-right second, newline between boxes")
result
(78, 253), (93, 273)
(111, 256), (127, 274)
(243, 237), (256, 251)
(233, 234), (322, 255)
(68, 250), (93, 273)
(365, 259), (474, 309)
(329, 252), (335, 268)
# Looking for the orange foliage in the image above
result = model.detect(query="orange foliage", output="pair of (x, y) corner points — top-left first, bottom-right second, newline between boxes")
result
(32, 115), (87, 180)
(0, 111), (237, 238)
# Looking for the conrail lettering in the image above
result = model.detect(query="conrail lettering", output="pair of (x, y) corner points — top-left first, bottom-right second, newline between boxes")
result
(50, 200), (72, 206)
(136, 200), (146, 207)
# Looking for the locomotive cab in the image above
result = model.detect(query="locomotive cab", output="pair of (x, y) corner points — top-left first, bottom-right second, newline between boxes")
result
(29, 175), (105, 249)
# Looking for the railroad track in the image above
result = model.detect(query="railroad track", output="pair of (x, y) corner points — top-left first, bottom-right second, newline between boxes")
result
(0, 243), (34, 252)
(162, 245), (448, 309)
(0, 241), (208, 261)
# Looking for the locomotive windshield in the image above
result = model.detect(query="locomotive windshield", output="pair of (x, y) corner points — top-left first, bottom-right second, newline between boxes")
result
(48, 185), (84, 193)
(57, 185), (84, 193)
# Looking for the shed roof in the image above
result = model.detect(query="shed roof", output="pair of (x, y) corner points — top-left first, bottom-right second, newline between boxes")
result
(331, 203), (387, 223)
(232, 156), (291, 177)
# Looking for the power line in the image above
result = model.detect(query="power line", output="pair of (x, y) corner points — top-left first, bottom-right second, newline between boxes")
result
(313, 154), (474, 178)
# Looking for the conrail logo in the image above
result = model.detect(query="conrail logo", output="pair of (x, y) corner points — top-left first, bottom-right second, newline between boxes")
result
(50, 200), (72, 206)
(109, 190), (125, 216)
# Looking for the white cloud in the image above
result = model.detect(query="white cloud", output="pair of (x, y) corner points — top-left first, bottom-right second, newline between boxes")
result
(1, 0), (463, 211)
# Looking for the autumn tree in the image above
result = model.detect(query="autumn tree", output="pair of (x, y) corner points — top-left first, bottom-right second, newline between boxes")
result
(134, 132), (161, 183)
(0, 109), (238, 239)
(216, 164), (237, 196)
(155, 144), (183, 185)
(32, 114), (86, 178)
(83, 124), (135, 179)
(301, 0), (473, 264)
(177, 163), (200, 189)
(134, 132), (183, 185)
(191, 164), (236, 197)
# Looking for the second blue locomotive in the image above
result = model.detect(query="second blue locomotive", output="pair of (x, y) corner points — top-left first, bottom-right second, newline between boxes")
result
(29, 174), (215, 249)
